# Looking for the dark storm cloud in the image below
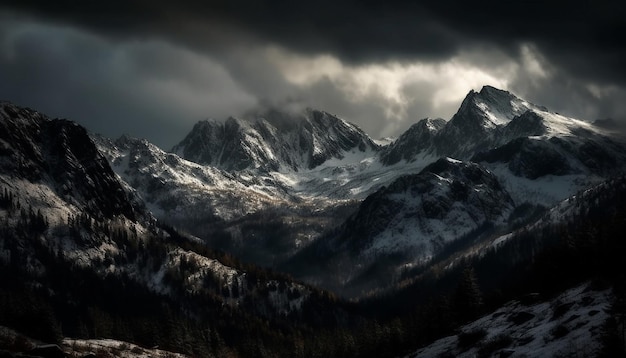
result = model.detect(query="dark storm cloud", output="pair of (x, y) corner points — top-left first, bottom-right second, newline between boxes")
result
(0, 1), (456, 60)
(0, 19), (256, 148)
(509, 63), (626, 129)
(427, 1), (626, 88)
(3, 1), (625, 84)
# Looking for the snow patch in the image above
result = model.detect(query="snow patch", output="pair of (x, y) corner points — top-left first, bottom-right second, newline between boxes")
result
(408, 282), (613, 358)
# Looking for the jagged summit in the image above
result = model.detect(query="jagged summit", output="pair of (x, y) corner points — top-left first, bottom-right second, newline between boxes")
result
(377, 85), (618, 162)
(456, 86), (520, 126)
(172, 108), (380, 172)
(458, 85), (548, 125)
(380, 117), (445, 165)
(432, 86), (542, 157)
(380, 86), (551, 162)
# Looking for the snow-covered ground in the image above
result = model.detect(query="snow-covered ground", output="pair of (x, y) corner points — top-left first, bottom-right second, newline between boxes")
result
(0, 326), (190, 358)
(62, 338), (189, 358)
(486, 163), (603, 207)
(407, 282), (613, 358)
(269, 149), (436, 200)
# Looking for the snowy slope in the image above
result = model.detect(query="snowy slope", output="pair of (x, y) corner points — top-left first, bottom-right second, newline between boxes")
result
(397, 174), (626, 284)
(62, 338), (189, 358)
(407, 283), (613, 358)
(347, 158), (514, 261)
(485, 175), (626, 252)
(0, 326), (189, 358)
(285, 158), (519, 296)
(93, 134), (294, 221)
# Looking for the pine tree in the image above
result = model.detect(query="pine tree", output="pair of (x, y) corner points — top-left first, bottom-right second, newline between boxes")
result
(0, 187), (8, 209)
(453, 264), (483, 323)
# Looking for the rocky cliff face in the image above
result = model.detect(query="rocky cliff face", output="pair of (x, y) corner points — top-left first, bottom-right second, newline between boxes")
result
(0, 102), (136, 220)
(172, 108), (380, 172)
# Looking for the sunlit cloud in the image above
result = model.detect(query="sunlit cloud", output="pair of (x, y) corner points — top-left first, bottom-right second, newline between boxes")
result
(264, 45), (515, 135)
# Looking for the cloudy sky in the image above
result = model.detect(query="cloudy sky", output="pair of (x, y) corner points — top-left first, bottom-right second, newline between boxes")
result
(1, 1), (625, 148)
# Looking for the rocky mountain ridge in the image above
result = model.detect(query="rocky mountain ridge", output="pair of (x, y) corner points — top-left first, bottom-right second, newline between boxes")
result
(171, 108), (380, 172)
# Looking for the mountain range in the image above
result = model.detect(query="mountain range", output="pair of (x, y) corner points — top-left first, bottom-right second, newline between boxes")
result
(90, 85), (626, 294)
(2, 86), (626, 357)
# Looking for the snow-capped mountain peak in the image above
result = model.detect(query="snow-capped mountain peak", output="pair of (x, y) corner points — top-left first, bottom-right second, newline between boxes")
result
(172, 108), (380, 173)
(431, 86), (544, 158)
(459, 86), (545, 127)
